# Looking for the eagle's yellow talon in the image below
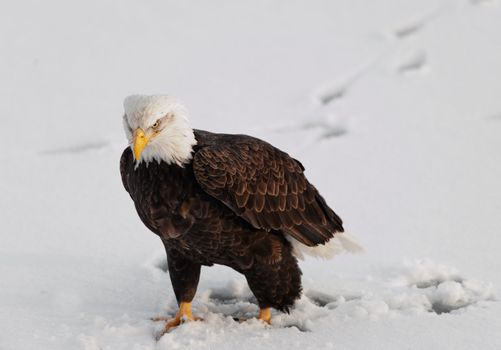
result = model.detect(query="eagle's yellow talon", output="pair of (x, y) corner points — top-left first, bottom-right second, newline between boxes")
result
(157, 302), (202, 335)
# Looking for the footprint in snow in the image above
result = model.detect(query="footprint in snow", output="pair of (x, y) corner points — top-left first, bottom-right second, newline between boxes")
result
(148, 253), (495, 340)
(289, 80), (356, 141)
(393, 49), (428, 75)
(305, 289), (362, 309)
(264, 59), (382, 141)
(392, 259), (496, 315)
(471, 0), (500, 6)
(392, 19), (426, 39)
(40, 141), (110, 155)
(388, 4), (454, 41)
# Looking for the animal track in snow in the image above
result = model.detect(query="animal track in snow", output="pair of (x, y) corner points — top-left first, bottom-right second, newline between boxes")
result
(394, 50), (428, 74)
(40, 141), (110, 155)
(263, 106), (349, 143)
(471, 0), (500, 6)
(262, 56), (384, 144)
(389, 3), (454, 40)
(206, 283), (256, 306)
(414, 276), (464, 289)
(300, 113), (350, 141)
(305, 289), (362, 309)
(271, 59), (382, 142)
(305, 290), (339, 307)
(393, 19), (427, 39)
(198, 281), (259, 321)
(315, 57), (380, 108)
(148, 259), (495, 346)
(392, 259), (496, 315)
(317, 83), (349, 106)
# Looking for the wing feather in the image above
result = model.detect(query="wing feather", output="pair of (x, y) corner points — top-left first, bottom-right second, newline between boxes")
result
(192, 135), (344, 246)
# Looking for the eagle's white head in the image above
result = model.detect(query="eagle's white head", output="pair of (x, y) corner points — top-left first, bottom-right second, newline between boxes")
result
(123, 95), (197, 166)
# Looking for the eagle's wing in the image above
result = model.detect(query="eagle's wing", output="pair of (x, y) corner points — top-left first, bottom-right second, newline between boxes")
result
(192, 136), (344, 246)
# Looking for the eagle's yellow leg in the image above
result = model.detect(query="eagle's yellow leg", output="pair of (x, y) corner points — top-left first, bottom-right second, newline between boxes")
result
(155, 302), (202, 334)
(258, 307), (271, 324)
(235, 308), (272, 324)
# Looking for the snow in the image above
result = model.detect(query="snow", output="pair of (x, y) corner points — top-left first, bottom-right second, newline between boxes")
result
(1, 0), (501, 349)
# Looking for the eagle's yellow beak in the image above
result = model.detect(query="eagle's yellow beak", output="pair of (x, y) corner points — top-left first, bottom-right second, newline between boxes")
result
(133, 128), (151, 161)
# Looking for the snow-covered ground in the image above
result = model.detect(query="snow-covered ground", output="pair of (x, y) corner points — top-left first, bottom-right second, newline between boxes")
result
(1, 0), (501, 349)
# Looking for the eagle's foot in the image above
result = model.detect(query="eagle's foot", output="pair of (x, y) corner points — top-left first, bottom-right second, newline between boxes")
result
(233, 308), (272, 324)
(155, 302), (202, 335)
(258, 307), (271, 324)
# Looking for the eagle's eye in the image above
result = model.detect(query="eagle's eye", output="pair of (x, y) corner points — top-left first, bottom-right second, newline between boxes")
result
(152, 120), (160, 129)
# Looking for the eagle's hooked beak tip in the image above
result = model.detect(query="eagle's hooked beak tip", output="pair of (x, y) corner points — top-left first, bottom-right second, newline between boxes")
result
(133, 128), (150, 161)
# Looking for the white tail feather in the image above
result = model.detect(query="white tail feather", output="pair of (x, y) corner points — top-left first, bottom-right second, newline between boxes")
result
(287, 232), (364, 260)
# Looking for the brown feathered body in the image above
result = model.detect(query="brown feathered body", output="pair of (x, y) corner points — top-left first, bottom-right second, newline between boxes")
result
(120, 130), (344, 312)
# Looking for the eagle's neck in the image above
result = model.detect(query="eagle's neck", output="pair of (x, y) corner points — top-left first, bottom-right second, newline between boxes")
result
(136, 126), (197, 167)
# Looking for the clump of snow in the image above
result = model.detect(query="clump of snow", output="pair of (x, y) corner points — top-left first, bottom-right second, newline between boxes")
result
(388, 263), (489, 317)
(149, 258), (495, 347)
(392, 259), (464, 288)
(392, 260), (496, 314)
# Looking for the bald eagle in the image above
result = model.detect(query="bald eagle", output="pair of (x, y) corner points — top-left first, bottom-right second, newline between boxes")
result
(120, 95), (361, 333)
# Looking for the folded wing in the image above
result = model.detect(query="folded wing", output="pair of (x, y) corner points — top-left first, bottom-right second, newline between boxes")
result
(192, 135), (344, 246)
